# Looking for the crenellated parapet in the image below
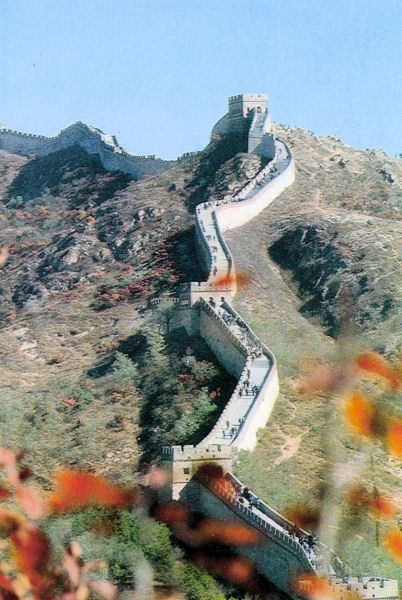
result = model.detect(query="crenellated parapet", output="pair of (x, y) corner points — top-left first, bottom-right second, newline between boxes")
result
(160, 444), (232, 500)
(0, 121), (175, 179)
(211, 93), (274, 158)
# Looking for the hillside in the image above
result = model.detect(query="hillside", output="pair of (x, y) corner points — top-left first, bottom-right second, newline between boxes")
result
(0, 127), (401, 588)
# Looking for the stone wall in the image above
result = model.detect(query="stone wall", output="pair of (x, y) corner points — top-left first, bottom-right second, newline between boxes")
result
(0, 122), (175, 179)
(196, 300), (279, 451)
(215, 140), (295, 232)
(160, 444), (232, 500)
(160, 95), (399, 599)
(197, 300), (248, 378)
(211, 93), (271, 148)
(181, 479), (312, 600)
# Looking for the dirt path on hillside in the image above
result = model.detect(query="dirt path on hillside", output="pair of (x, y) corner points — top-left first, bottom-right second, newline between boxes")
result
(273, 425), (309, 466)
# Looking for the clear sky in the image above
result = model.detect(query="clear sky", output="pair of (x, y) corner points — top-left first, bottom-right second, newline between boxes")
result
(1, 0), (401, 159)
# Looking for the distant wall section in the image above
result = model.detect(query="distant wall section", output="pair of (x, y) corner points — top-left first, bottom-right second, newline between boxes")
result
(0, 122), (175, 179)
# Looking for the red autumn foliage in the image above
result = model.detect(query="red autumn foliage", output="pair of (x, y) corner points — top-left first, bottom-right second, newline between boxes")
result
(342, 390), (375, 437)
(212, 271), (250, 290)
(197, 518), (262, 546)
(346, 485), (400, 519)
(10, 523), (54, 596)
(47, 468), (138, 513)
(284, 505), (320, 531)
(355, 352), (400, 391)
(153, 501), (190, 526)
(195, 552), (256, 588)
(386, 419), (402, 457)
(383, 529), (402, 565)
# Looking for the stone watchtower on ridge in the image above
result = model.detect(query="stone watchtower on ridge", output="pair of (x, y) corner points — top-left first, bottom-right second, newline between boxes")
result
(211, 93), (274, 159)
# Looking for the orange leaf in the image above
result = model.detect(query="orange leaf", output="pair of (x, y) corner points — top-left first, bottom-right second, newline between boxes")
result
(196, 552), (254, 587)
(355, 352), (400, 391)
(346, 485), (399, 519)
(387, 420), (402, 457)
(343, 390), (375, 437)
(222, 557), (254, 585)
(197, 519), (261, 546)
(383, 529), (402, 565)
(213, 271), (250, 290)
(153, 502), (189, 526)
(10, 523), (52, 594)
(16, 486), (43, 519)
(346, 485), (370, 511)
(284, 505), (320, 530)
(47, 468), (137, 513)
(370, 493), (399, 519)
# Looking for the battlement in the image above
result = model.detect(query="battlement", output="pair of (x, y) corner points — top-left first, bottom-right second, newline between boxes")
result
(211, 93), (271, 151)
(0, 121), (174, 178)
(228, 93), (267, 104)
(228, 93), (268, 118)
(161, 444), (232, 462)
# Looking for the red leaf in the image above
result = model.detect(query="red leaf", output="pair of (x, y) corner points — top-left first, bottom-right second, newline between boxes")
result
(10, 523), (52, 594)
(284, 505), (320, 530)
(197, 518), (261, 546)
(383, 529), (402, 565)
(355, 352), (400, 391)
(154, 502), (189, 526)
(196, 552), (255, 587)
(342, 390), (375, 437)
(47, 468), (137, 513)
(387, 419), (402, 457)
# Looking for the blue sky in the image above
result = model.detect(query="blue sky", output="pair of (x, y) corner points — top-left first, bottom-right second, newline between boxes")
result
(1, 0), (401, 159)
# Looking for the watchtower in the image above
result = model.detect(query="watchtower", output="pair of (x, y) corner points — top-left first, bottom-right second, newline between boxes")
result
(228, 93), (268, 135)
(160, 445), (232, 501)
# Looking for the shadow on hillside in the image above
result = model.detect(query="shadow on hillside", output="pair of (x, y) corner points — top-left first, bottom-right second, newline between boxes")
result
(87, 333), (148, 378)
(138, 328), (237, 464)
(186, 135), (246, 212)
(165, 226), (205, 283)
(6, 145), (133, 206)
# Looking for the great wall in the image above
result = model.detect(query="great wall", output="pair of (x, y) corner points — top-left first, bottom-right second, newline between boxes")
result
(0, 121), (178, 179)
(161, 95), (399, 600)
(1, 95), (399, 600)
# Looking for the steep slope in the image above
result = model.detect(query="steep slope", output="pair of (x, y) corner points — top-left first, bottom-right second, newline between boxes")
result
(222, 125), (401, 581)
(0, 126), (400, 585)
(0, 140), (257, 480)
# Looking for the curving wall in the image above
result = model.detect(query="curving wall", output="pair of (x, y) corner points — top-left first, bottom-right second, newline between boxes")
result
(0, 122), (175, 179)
(161, 100), (399, 600)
